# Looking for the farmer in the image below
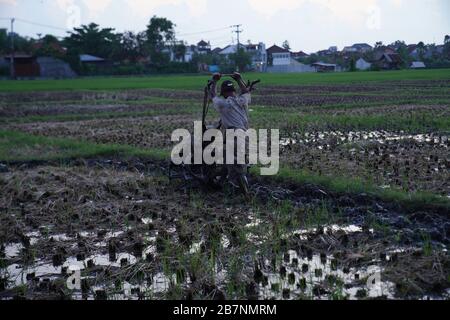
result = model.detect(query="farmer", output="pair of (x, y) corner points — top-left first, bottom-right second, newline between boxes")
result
(209, 72), (251, 194)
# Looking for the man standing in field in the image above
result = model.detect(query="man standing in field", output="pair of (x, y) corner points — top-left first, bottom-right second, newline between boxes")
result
(209, 72), (251, 195)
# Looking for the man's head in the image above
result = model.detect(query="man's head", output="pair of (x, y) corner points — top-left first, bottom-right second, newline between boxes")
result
(220, 80), (236, 98)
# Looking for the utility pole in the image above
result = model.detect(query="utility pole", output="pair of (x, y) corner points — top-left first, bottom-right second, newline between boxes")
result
(231, 24), (242, 71)
(10, 18), (16, 80)
(231, 24), (242, 51)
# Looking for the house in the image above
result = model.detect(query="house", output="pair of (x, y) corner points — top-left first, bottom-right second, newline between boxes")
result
(291, 51), (309, 60)
(311, 62), (338, 72)
(211, 47), (222, 54)
(343, 43), (373, 53)
(37, 57), (76, 78)
(266, 59), (315, 73)
(219, 42), (267, 71)
(373, 47), (397, 60)
(343, 46), (357, 53)
(410, 61), (426, 69)
(245, 42), (267, 72)
(32, 40), (66, 56)
(356, 58), (372, 71)
(376, 53), (403, 70)
(219, 44), (240, 56)
(328, 46), (338, 53)
(4, 54), (40, 77)
(317, 49), (334, 56)
(407, 44), (419, 59)
(197, 40), (211, 54)
(353, 43), (373, 53)
(184, 45), (197, 62)
(267, 45), (291, 66)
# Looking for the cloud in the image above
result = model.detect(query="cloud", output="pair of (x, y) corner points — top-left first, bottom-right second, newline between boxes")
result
(56, 0), (73, 10)
(0, 0), (18, 5)
(247, 0), (305, 17)
(314, 0), (378, 24)
(125, 0), (207, 18)
(82, 0), (112, 16)
(247, 0), (403, 24)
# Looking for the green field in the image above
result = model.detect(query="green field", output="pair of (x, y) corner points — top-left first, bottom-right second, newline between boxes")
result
(1, 69), (449, 208)
(1, 69), (449, 92)
(1, 69), (450, 300)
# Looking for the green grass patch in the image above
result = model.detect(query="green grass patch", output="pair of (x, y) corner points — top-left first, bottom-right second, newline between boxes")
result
(251, 107), (450, 132)
(0, 104), (199, 124)
(0, 69), (449, 92)
(0, 130), (169, 163)
(1, 130), (447, 212)
(252, 166), (450, 212)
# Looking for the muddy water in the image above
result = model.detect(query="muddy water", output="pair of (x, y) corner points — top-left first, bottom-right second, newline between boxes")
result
(280, 131), (449, 149)
(1, 223), (445, 300)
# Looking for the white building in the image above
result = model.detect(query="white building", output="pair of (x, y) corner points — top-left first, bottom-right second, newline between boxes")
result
(410, 61), (426, 69)
(267, 59), (315, 73)
(219, 42), (267, 71)
(184, 45), (197, 62)
(267, 45), (291, 66)
(356, 58), (372, 71)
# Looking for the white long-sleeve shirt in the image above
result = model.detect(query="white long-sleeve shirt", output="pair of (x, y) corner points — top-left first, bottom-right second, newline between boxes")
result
(212, 93), (251, 130)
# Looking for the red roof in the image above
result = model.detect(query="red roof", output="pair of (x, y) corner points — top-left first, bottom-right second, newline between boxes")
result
(267, 45), (289, 54)
(291, 51), (309, 57)
(197, 40), (209, 47)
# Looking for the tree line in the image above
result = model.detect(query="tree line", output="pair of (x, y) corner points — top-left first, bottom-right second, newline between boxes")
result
(0, 16), (252, 75)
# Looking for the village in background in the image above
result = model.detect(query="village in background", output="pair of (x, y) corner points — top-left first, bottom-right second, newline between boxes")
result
(1, 16), (450, 79)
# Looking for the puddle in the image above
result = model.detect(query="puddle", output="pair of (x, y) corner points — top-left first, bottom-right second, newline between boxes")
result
(0, 252), (138, 291)
(4, 243), (24, 259)
(257, 250), (395, 300)
(281, 131), (449, 149)
(279, 224), (371, 242)
(141, 218), (153, 225)
(63, 253), (137, 270)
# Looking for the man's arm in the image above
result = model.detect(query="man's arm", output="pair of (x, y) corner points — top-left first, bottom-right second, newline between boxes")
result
(231, 72), (249, 94)
(209, 73), (221, 100)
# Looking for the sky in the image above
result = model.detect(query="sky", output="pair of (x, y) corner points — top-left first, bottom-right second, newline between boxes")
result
(0, 0), (449, 53)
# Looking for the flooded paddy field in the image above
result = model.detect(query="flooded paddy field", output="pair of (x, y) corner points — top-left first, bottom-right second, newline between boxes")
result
(1, 77), (449, 300)
(0, 161), (448, 300)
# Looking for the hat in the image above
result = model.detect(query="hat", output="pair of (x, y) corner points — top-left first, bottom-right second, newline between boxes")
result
(220, 80), (236, 96)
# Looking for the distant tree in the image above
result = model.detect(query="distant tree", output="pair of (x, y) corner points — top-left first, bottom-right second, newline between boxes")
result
(417, 41), (426, 60)
(7, 32), (32, 54)
(374, 41), (383, 50)
(173, 42), (186, 62)
(303, 54), (319, 64)
(146, 16), (176, 67)
(32, 34), (64, 58)
(0, 29), (7, 54)
(229, 49), (252, 72)
(349, 57), (357, 72)
(64, 23), (118, 59)
(118, 31), (147, 62)
(444, 35), (450, 59)
(391, 40), (409, 68)
(282, 40), (291, 51)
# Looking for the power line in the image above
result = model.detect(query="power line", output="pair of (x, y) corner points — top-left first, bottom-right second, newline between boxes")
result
(176, 26), (230, 37)
(15, 17), (69, 32)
